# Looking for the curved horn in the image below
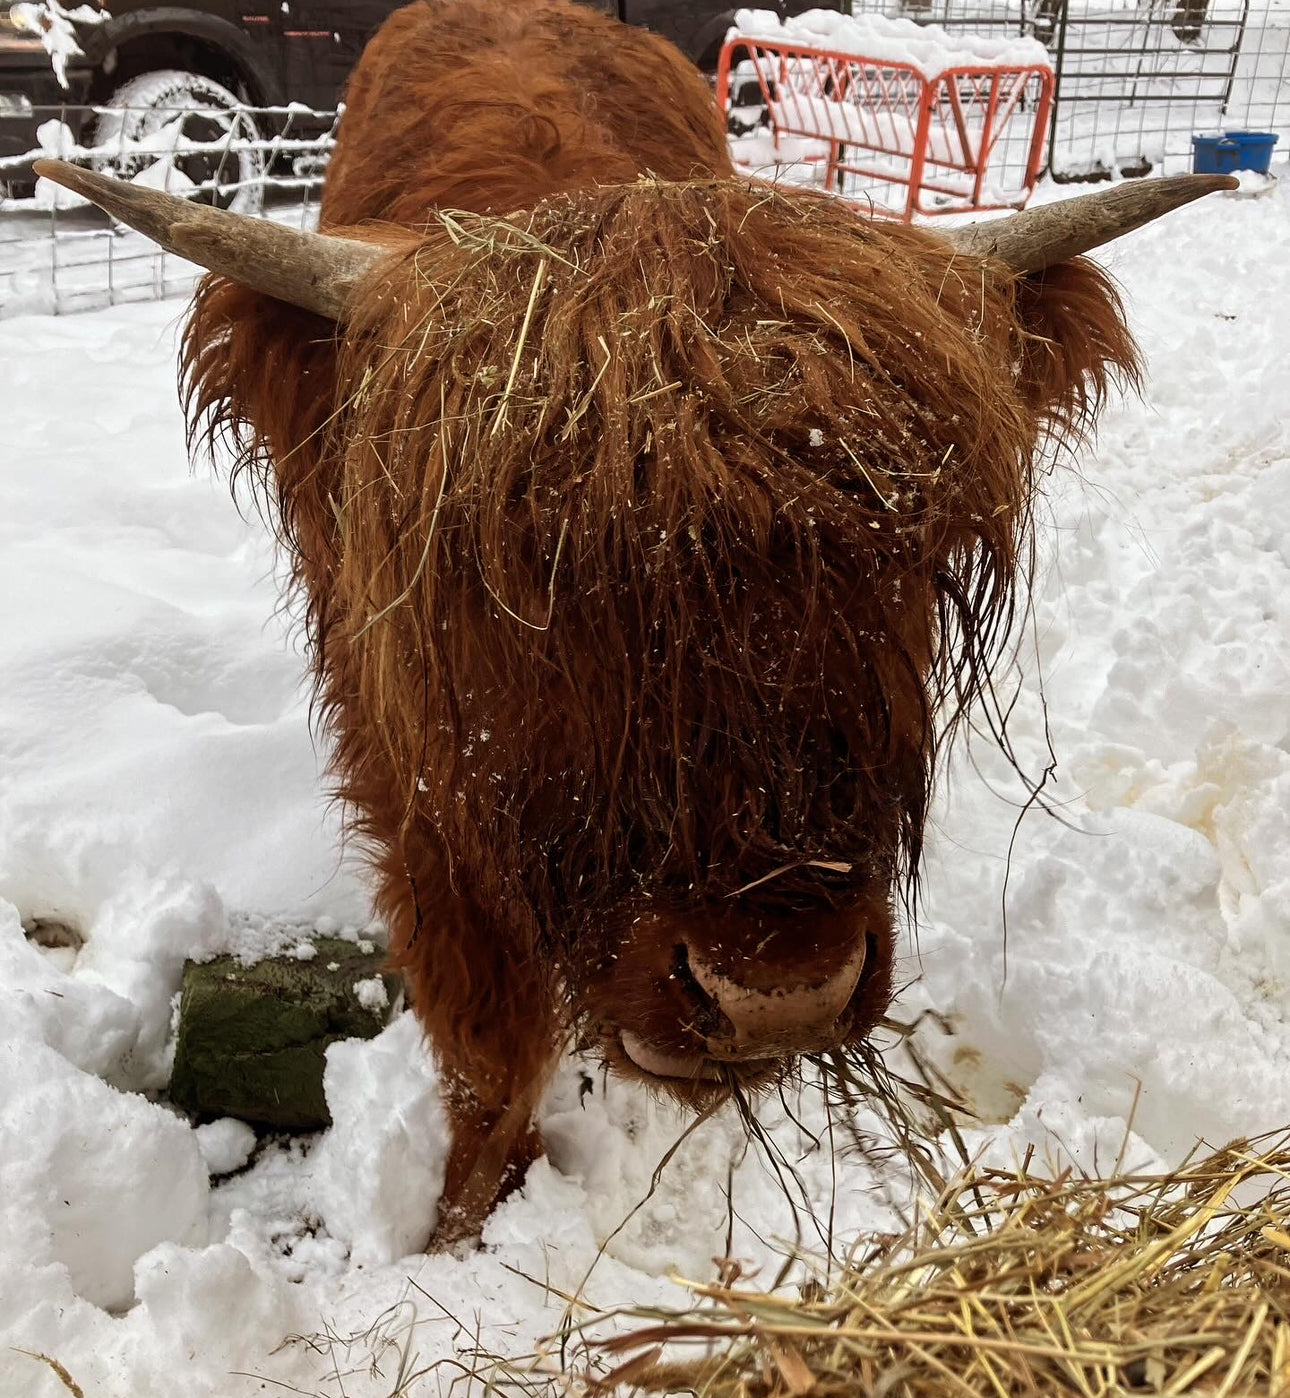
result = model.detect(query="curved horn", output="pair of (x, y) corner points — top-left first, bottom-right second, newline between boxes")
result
(944, 173), (1238, 273)
(32, 158), (387, 319)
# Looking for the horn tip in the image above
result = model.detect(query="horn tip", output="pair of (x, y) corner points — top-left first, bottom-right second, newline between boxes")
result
(31, 157), (108, 199)
(31, 158), (72, 181)
(1177, 172), (1241, 195)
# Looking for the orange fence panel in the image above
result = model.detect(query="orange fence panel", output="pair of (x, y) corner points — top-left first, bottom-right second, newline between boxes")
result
(718, 32), (1054, 221)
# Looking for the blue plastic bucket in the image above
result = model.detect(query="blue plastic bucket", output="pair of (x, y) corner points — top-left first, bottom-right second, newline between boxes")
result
(1192, 130), (1279, 175)
(1192, 134), (1241, 173)
(1223, 130), (1279, 173)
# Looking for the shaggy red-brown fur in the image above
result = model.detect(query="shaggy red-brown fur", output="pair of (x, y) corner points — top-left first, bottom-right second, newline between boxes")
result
(182, 0), (1140, 1244)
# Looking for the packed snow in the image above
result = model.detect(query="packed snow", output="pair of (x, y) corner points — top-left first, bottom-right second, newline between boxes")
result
(2, 171), (1290, 1395)
(729, 8), (1051, 76)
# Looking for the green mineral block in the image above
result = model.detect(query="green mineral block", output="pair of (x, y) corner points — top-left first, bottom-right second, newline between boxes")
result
(169, 938), (403, 1132)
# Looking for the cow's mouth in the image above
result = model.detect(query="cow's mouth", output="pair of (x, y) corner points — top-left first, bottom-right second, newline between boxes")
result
(619, 1031), (725, 1082)
(613, 1032), (784, 1099)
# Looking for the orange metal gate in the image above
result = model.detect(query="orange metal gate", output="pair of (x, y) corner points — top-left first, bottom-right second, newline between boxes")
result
(718, 36), (1054, 220)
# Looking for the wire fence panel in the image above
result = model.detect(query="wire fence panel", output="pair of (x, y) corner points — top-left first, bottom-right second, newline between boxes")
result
(851, 0), (1290, 177)
(1033, 0), (1287, 176)
(0, 102), (339, 317)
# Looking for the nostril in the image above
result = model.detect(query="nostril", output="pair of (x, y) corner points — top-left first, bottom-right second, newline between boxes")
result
(670, 942), (731, 1039)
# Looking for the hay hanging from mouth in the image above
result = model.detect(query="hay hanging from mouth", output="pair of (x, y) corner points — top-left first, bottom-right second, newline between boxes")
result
(591, 1132), (1290, 1397)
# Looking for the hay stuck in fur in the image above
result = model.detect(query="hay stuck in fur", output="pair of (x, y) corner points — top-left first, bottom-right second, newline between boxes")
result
(593, 1133), (1290, 1397)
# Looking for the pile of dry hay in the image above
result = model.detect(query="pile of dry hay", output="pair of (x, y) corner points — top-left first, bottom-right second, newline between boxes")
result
(590, 1133), (1290, 1397)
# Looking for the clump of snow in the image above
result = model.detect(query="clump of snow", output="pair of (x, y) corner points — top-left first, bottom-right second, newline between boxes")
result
(222, 911), (383, 966)
(30, 118), (89, 211)
(729, 8), (1051, 77)
(2, 873), (224, 1090)
(0, 1037), (209, 1312)
(307, 1012), (447, 1264)
(20, 0), (107, 88)
(353, 974), (388, 1012)
(1230, 167), (1280, 197)
(195, 1119), (258, 1177)
(131, 1242), (307, 1381)
(0, 176), (1288, 1394)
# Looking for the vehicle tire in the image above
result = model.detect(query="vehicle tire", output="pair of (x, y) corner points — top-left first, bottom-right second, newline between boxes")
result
(92, 69), (265, 215)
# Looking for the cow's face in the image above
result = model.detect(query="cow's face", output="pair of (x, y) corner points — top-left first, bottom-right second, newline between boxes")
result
(226, 177), (1138, 1110)
(313, 183), (1060, 1103)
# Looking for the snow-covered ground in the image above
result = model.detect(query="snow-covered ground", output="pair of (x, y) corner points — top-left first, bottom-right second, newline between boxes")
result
(2, 172), (1289, 1395)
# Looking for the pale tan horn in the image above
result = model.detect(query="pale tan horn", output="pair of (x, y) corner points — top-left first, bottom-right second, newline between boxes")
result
(36, 159), (1239, 308)
(32, 158), (387, 318)
(944, 172), (1239, 273)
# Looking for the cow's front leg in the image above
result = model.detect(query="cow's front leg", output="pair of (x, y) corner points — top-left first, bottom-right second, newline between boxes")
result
(380, 848), (560, 1247)
(432, 1062), (550, 1247)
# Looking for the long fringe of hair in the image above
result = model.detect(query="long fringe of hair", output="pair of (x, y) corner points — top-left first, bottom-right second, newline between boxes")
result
(298, 180), (1139, 951)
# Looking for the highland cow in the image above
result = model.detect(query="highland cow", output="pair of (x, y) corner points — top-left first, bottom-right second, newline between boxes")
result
(36, 0), (1234, 1246)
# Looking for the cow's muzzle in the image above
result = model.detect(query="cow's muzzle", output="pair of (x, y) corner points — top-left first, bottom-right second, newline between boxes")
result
(599, 898), (887, 1087)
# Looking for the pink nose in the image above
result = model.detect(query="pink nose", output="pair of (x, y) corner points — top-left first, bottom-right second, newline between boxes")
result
(685, 934), (868, 1060)
(612, 902), (882, 1083)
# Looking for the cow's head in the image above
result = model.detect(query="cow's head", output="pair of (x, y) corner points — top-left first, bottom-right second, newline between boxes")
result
(36, 162), (1232, 1101)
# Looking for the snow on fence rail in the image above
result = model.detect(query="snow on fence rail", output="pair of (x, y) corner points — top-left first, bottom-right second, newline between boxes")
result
(718, 11), (1054, 216)
(0, 101), (339, 318)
